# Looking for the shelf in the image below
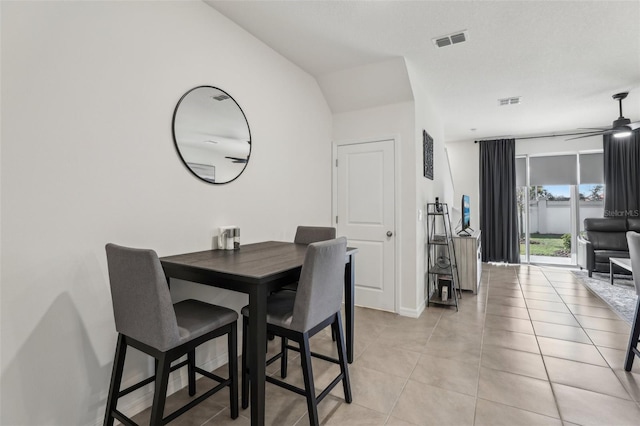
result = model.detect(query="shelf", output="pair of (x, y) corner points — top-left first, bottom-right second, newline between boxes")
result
(427, 265), (453, 275)
(428, 290), (458, 306)
(429, 234), (449, 244)
(429, 240), (450, 246)
(425, 201), (459, 311)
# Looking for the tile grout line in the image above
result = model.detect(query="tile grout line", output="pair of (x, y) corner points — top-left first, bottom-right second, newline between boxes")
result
(471, 267), (490, 426)
(382, 305), (445, 425)
(541, 270), (640, 408)
(523, 268), (566, 424)
(535, 268), (640, 415)
(482, 267), (564, 419)
(475, 267), (568, 423)
(564, 271), (640, 411)
(486, 268), (568, 420)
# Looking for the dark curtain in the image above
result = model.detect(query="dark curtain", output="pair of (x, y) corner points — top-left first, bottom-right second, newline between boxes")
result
(604, 130), (640, 218)
(479, 139), (520, 263)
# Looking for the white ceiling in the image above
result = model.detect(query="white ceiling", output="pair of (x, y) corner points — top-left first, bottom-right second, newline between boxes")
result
(206, 0), (640, 142)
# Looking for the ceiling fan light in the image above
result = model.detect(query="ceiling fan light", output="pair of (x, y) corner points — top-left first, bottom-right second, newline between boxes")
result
(613, 126), (632, 138)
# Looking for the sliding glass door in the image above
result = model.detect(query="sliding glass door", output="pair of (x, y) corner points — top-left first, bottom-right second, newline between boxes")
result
(517, 152), (604, 265)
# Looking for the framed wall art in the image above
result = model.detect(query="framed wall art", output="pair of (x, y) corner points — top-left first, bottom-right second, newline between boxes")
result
(423, 130), (434, 180)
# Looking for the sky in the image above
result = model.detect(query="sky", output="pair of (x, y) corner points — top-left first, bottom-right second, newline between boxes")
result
(539, 184), (602, 198)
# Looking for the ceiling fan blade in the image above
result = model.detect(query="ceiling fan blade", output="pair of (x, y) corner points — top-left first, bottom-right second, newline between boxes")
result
(578, 127), (609, 131)
(565, 132), (604, 141)
(225, 156), (248, 163)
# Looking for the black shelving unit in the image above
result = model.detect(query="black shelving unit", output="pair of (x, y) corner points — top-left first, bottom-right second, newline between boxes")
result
(426, 202), (461, 311)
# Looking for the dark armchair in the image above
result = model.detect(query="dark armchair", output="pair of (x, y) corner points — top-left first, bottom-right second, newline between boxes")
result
(577, 217), (640, 277)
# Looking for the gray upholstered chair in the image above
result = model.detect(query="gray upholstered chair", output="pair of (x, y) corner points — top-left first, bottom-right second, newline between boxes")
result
(271, 226), (338, 359)
(625, 232), (640, 371)
(279, 226), (337, 292)
(103, 244), (238, 425)
(241, 237), (352, 426)
(294, 225), (337, 245)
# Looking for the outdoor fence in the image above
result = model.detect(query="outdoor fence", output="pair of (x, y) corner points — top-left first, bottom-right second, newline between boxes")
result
(527, 200), (604, 234)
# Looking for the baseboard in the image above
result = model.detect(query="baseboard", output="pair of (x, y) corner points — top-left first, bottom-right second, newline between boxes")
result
(93, 351), (230, 426)
(398, 300), (426, 318)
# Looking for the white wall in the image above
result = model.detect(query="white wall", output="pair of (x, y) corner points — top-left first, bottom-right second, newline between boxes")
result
(318, 57), (414, 113)
(406, 64), (446, 316)
(446, 135), (604, 235)
(331, 69), (447, 317)
(1, 1), (332, 424)
(332, 101), (416, 314)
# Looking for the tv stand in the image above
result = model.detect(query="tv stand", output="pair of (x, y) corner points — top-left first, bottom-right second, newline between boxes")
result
(452, 230), (482, 293)
(457, 227), (474, 237)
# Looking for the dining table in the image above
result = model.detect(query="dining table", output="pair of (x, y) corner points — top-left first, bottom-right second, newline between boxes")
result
(160, 241), (357, 426)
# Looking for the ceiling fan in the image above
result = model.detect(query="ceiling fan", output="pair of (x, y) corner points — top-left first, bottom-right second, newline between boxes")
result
(568, 92), (639, 140)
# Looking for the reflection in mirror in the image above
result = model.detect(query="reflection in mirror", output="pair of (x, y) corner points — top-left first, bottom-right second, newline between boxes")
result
(172, 86), (251, 184)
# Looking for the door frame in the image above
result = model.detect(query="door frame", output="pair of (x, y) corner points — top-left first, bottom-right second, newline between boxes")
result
(332, 135), (401, 314)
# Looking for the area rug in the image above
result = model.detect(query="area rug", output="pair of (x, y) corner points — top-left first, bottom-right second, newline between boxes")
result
(572, 270), (637, 324)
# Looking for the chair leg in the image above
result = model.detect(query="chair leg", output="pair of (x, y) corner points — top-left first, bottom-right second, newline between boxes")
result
(625, 298), (640, 371)
(241, 316), (249, 409)
(299, 334), (319, 426)
(150, 354), (171, 425)
(103, 334), (127, 426)
(333, 312), (352, 403)
(280, 337), (288, 378)
(228, 323), (239, 419)
(187, 350), (196, 396)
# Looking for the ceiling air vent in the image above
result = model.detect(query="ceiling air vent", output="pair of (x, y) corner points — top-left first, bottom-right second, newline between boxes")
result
(498, 96), (522, 106)
(435, 37), (451, 48)
(450, 33), (466, 44)
(432, 30), (468, 48)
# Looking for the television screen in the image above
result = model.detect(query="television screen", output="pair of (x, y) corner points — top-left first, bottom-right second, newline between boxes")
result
(462, 195), (471, 230)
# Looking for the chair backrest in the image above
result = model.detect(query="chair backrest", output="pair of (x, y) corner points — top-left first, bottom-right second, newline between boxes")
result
(584, 218), (629, 251)
(105, 244), (180, 351)
(294, 226), (336, 245)
(628, 218), (640, 233)
(291, 237), (347, 332)
(626, 232), (640, 296)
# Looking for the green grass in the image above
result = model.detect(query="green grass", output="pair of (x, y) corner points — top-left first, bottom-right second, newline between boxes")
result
(520, 233), (569, 257)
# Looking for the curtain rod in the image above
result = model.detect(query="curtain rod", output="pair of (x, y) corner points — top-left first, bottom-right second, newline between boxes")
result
(474, 131), (599, 143)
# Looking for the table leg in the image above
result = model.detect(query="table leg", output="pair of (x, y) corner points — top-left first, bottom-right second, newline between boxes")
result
(345, 254), (355, 364)
(625, 298), (640, 371)
(248, 286), (268, 426)
(610, 260), (614, 285)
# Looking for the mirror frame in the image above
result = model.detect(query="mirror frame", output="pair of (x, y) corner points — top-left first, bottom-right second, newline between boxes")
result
(172, 85), (251, 184)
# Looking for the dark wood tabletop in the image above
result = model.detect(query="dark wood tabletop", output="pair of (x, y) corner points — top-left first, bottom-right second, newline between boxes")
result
(161, 241), (308, 289)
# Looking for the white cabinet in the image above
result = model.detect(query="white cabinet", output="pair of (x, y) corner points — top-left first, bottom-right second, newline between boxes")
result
(453, 230), (482, 293)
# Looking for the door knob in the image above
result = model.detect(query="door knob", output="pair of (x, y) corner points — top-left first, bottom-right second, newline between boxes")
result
(387, 231), (393, 237)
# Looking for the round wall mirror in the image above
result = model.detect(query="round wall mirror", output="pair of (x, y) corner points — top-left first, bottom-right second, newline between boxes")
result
(172, 86), (251, 184)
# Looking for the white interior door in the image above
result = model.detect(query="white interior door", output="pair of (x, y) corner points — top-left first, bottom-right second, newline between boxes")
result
(336, 140), (395, 312)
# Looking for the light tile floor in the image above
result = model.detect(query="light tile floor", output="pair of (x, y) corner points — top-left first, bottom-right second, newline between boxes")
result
(131, 264), (640, 425)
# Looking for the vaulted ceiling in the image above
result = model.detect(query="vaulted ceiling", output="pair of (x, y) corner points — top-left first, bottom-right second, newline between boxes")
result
(206, 0), (640, 143)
